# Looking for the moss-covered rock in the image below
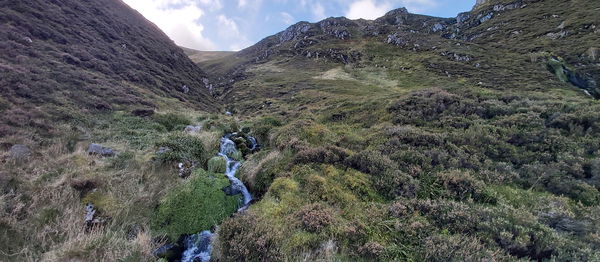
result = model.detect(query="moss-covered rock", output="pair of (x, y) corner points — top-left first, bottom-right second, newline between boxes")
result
(151, 170), (240, 241)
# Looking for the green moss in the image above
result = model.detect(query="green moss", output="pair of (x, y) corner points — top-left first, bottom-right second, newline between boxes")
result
(268, 177), (299, 198)
(207, 156), (227, 173)
(152, 170), (240, 241)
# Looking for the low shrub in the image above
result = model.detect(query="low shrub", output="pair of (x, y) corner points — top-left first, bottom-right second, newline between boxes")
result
(153, 113), (191, 132)
(423, 234), (511, 262)
(436, 170), (485, 200)
(295, 203), (335, 233)
(154, 134), (207, 166)
(218, 212), (284, 261)
(207, 156), (226, 173)
(294, 145), (349, 165)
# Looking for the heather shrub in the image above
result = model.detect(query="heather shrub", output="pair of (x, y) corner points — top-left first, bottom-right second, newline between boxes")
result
(218, 212), (284, 261)
(436, 170), (485, 200)
(358, 241), (385, 258)
(423, 234), (512, 262)
(346, 150), (396, 175)
(296, 203), (336, 233)
(294, 145), (349, 165)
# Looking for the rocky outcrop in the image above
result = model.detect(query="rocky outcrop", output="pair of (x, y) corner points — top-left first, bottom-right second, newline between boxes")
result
(87, 143), (116, 157)
(376, 8), (409, 25)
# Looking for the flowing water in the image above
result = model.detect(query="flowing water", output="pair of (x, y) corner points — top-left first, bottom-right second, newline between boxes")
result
(180, 134), (254, 262)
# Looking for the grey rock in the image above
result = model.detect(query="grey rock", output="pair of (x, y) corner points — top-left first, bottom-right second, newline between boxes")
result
(546, 30), (569, 39)
(377, 8), (409, 25)
(9, 144), (31, 159)
(222, 185), (243, 196)
(85, 203), (96, 224)
(456, 12), (471, 24)
(432, 23), (446, 32)
(156, 147), (171, 155)
(184, 125), (202, 133)
(87, 143), (116, 157)
(279, 22), (312, 43)
(181, 85), (189, 94)
(225, 111), (233, 116)
(479, 13), (493, 23)
(177, 162), (195, 178)
(386, 33), (406, 46)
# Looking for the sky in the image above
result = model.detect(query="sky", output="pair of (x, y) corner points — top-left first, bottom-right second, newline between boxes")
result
(121, 0), (476, 51)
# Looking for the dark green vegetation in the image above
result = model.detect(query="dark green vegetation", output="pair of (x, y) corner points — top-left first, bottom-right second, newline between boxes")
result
(152, 169), (240, 241)
(1, 0), (600, 261)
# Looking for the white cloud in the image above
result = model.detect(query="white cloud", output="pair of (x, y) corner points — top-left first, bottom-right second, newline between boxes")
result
(198, 0), (223, 11)
(217, 15), (252, 51)
(238, 0), (247, 8)
(345, 0), (439, 20)
(122, 0), (216, 50)
(399, 0), (438, 13)
(312, 2), (327, 20)
(280, 12), (294, 25)
(345, 0), (392, 20)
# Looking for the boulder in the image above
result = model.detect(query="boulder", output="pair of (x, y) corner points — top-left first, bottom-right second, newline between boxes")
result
(184, 125), (202, 133)
(222, 185), (243, 196)
(156, 147), (171, 155)
(8, 144), (31, 159)
(87, 143), (116, 157)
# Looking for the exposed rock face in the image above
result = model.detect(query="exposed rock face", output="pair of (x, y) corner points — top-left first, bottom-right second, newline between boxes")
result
(456, 12), (471, 24)
(279, 22), (313, 43)
(376, 8), (409, 25)
(87, 143), (116, 157)
(8, 144), (31, 159)
(474, 0), (491, 9)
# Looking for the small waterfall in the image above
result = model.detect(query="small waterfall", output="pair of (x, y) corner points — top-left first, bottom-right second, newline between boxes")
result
(181, 230), (213, 262)
(180, 134), (253, 262)
(248, 136), (258, 151)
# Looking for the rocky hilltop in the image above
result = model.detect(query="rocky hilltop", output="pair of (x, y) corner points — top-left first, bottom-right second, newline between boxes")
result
(203, 0), (598, 100)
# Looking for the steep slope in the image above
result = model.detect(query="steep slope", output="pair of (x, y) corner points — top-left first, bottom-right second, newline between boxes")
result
(189, 1), (600, 261)
(0, 0), (217, 138)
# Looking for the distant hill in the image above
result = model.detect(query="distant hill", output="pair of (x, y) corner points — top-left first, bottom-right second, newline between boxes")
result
(180, 47), (236, 63)
(0, 0), (217, 138)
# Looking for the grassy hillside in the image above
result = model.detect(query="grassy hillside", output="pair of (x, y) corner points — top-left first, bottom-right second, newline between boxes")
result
(0, 0), (218, 140)
(1, 0), (599, 261)
(197, 0), (600, 261)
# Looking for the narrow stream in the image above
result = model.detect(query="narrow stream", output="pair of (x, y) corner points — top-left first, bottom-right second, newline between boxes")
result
(180, 134), (254, 262)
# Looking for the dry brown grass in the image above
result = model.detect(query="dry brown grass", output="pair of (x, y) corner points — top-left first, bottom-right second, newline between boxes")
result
(0, 130), (183, 261)
(239, 150), (282, 189)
